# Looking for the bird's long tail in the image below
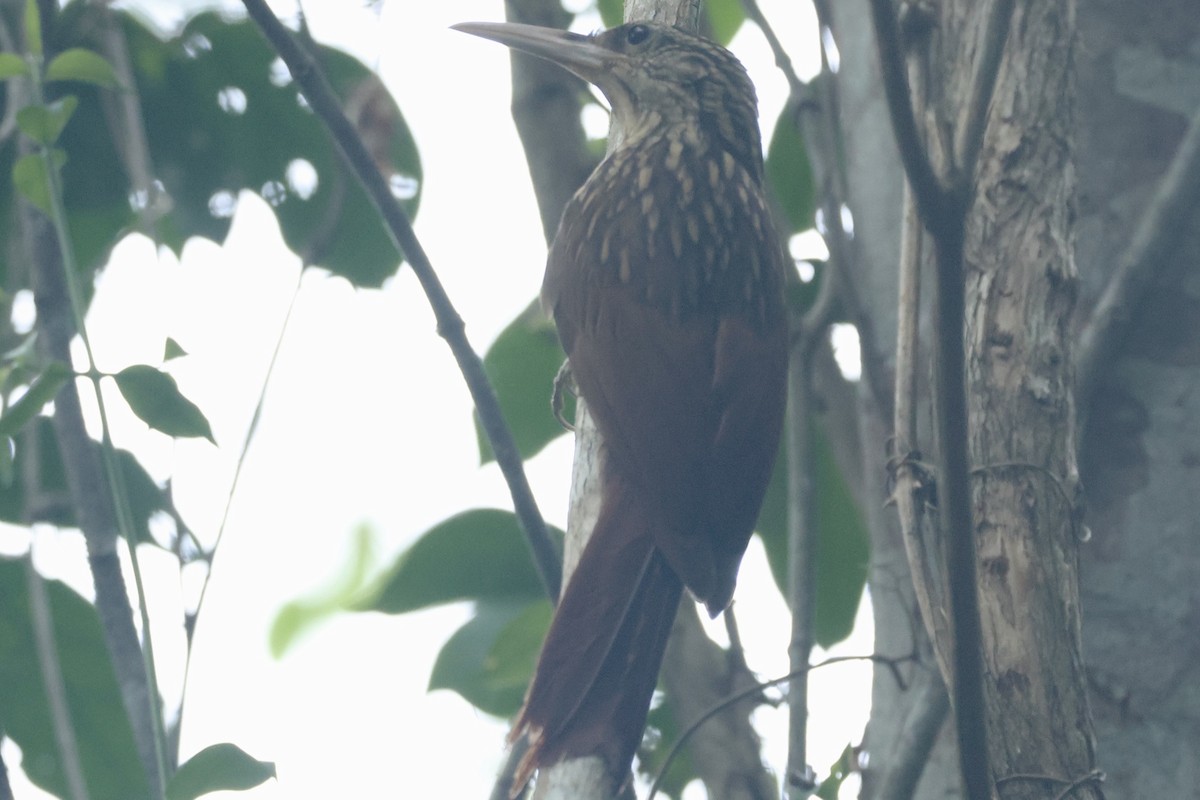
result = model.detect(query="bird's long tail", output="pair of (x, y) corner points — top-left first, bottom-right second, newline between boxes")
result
(510, 472), (683, 792)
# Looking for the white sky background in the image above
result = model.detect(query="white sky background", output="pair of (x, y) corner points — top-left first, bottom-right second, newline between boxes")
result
(3, 0), (875, 797)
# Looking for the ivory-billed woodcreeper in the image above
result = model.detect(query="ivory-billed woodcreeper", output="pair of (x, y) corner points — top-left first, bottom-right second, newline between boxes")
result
(454, 20), (788, 789)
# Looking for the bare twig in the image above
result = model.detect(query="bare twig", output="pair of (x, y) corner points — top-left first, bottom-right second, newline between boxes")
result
(867, 0), (950, 227)
(1077, 100), (1200, 413)
(929, 212), (989, 800)
(648, 652), (916, 800)
(784, 339), (818, 794)
(24, 154), (163, 800)
(869, 2), (991, 797)
(894, 186), (923, 456)
(98, 7), (167, 230)
(660, 603), (776, 800)
(239, 0), (561, 601)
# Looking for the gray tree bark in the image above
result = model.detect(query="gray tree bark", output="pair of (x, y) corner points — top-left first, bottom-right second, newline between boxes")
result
(1075, 0), (1200, 796)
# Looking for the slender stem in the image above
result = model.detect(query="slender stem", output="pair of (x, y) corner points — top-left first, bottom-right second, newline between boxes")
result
(894, 186), (922, 452)
(745, 0), (896, 422)
(239, 0), (560, 600)
(930, 228), (989, 800)
(873, 669), (951, 800)
(26, 51), (169, 798)
(176, 268), (304, 755)
(784, 342), (818, 797)
(867, 0), (949, 226)
(870, 3), (994, 795)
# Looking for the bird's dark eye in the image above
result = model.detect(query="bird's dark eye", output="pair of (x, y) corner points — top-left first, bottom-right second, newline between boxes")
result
(625, 25), (651, 46)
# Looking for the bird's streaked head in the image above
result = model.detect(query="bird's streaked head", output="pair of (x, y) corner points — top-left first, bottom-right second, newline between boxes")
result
(452, 21), (761, 166)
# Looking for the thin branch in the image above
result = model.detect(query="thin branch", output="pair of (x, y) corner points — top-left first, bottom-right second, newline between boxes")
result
(661, 603), (777, 800)
(98, 7), (167, 231)
(239, 0), (560, 601)
(894, 186), (923, 455)
(745, 0), (896, 422)
(873, 668), (951, 800)
(784, 340), (818, 793)
(867, 0), (949, 227)
(648, 652), (916, 800)
(1077, 100), (1200, 412)
(739, 0), (804, 98)
(870, 3), (989, 796)
(930, 227), (990, 800)
(23, 139), (164, 800)
(951, 0), (1016, 181)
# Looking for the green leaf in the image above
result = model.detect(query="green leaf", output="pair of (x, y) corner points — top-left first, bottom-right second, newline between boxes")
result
(132, 11), (421, 286)
(24, 0), (42, 58)
(12, 149), (65, 215)
(270, 525), (376, 657)
(0, 417), (179, 546)
(429, 600), (551, 717)
(46, 48), (120, 89)
(363, 508), (561, 614)
(765, 101), (817, 234)
(706, 0), (746, 45)
(167, 743), (276, 800)
(0, 53), (29, 80)
(598, 0), (623, 27)
(164, 337), (189, 360)
(815, 743), (857, 799)
(0, 361), (71, 438)
(0, 437), (14, 488)
(113, 364), (215, 443)
(0, 558), (148, 800)
(18, 97), (79, 144)
(756, 418), (869, 647)
(475, 301), (570, 463)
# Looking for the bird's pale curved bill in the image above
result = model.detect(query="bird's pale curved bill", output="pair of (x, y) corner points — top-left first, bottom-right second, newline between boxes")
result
(451, 21), (611, 80)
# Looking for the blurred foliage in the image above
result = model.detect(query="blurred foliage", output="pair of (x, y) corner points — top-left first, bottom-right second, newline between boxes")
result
(757, 420), (870, 647)
(0, 557), (147, 800)
(640, 700), (696, 800)
(0, 417), (181, 547)
(0, 3), (422, 292)
(766, 99), (817, 235)
(270, 525), (378, 658)
(0, 2), (418, 797)
(815, 743), (858, 799)
(598, 0), (745, 44)
(166, 743), (275, 800)
(363, 508), (562, 614)
(428, 599), (552, 717)
(474, 301), (572, 464)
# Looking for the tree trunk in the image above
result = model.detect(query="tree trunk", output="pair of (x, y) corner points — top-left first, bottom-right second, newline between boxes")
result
(956, 3), (1101, 793)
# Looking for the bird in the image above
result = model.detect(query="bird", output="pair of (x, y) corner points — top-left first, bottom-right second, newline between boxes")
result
(453, 19), (789, 793)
